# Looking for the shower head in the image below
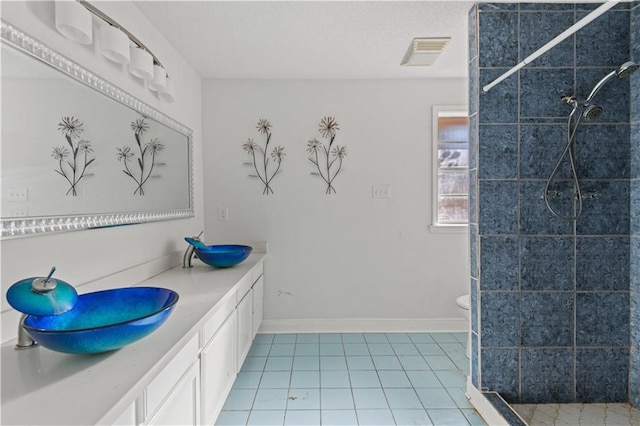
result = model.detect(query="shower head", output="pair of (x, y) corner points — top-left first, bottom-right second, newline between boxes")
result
(585, 60), (638, 103)
(583, 105), (604, 121)
(616, 61), (639, 79)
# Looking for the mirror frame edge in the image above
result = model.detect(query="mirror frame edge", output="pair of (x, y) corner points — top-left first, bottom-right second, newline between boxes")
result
(1, 20), (195, 239)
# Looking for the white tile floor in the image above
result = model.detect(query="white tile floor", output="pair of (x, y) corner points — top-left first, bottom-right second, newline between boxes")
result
(511, 403), (640, 426)
(215, 332), (486, 426)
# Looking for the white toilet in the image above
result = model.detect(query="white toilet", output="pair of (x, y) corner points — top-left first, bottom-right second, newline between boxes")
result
(456, 294), (471, 358)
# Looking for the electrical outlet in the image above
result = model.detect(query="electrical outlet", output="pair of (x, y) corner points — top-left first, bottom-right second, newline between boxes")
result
(372, 185), (391, 199)
(218, 207), (229, 221)
(7, 187), (28, 202)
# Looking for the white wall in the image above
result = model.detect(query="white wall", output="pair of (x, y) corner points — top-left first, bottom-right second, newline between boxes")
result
(203, 79), (469, 331)
(0, 1), (204, 340)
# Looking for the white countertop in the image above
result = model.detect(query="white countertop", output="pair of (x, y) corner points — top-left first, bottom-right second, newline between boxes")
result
(0, 253), (266, 425)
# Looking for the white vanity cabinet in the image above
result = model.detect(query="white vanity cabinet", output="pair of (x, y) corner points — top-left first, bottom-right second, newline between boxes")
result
(200, 308), (238, 425)
(1, 255), (265, 426)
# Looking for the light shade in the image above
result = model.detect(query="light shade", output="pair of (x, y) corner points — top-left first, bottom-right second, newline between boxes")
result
(158, 77), (175, 103)
(55, 0), (93, 45)
(400, 37), (450, 66)
(100, 25), (130, 64)
(148, 65), (167, 92)
(129, 46), (153, 80)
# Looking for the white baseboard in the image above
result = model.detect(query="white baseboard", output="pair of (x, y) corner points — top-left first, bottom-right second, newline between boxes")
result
(466, 377), (509, 426)
(259, 317), (468, 334)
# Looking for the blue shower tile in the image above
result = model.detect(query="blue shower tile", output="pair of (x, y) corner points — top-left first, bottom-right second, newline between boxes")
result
(576, 124), (630, 179)
(470, 61), (479, 119)
(480, 292), (519, 347)
(479, 236), (519, 290)
(576, 348), (629, 402)
(519, 180), (574, 235)
(631, 74), (640, 123)
(470, 170), (477, 226)
(478, 125), (518, 179)
(632, 239), (640, 292)
(469, 113), (478, 171)
(520, 348), (574, 403)
(576, 237), (629, 291)
(468, 5), (478, 61)
(520, 11), (574, 67)
(470, 224), (478, 278)
(576, 11), (630, 67)
(478, 3), (518, 11)
(481, 348), (519, 402)
(577, 3), (630, 11)
(520, 69), (575, 119)
(631, 348), (640, 407)
(479, 180), (518, 235)
(576, 181), (630, 235)
(632, 293), (640, 343)
(576, 68), (630, 123)
(479, 11), (518, 68)
(471, 278), (478, 334)
(519, 3), (574, 10)
(632, 125), (640, 179)
(576, 292), (630, 346)
(633, 182), (640, 236)
(520, 237), (573, 291)
(479, 68), (518, 124)
(520, 292), (574, 347)
(471, 332), (478, 387)
(633, 4), (640, 61)
(519, 124), (571, 180)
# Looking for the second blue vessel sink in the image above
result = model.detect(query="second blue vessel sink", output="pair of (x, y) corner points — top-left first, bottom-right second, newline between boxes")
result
(23, 287), (178, 354)
(195, 245), (253, 268)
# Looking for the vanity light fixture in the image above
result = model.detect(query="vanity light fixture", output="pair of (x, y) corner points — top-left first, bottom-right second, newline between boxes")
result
(53, 1), (174, 103)
(148, 64), (167, 92)
(400, 37), (450, 66)
(100, 24), (130, 64)
(158, 77), (175, 103)
(129, 45), (154, 80)
(54, 0), (93, 45)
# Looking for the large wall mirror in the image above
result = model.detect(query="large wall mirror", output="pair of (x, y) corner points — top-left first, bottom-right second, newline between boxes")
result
(1, 22), (194, 238)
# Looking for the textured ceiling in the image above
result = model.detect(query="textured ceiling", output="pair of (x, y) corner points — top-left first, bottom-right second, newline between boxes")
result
(133, 1), (476, 79)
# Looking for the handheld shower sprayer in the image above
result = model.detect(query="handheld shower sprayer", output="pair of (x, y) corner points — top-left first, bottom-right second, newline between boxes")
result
(544, 61), (638, 221)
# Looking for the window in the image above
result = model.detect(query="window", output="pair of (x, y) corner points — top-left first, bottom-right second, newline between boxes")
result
(431, 106), (469, 231)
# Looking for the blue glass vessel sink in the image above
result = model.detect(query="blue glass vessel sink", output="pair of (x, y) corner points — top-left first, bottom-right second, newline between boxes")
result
(22, 287), (179, 354)
(195, 245), (253, 268)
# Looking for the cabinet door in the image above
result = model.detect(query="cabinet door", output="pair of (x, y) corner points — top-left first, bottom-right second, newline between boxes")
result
(252, 276), (264, 338)
(200, 311), (237, 426)
(146, 360), (200, 426)
(237, 290), (253, 369)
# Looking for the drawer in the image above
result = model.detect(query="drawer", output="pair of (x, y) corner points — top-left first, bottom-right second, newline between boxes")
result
(202, 292), (236, 345)
(145, 333), (199, 420)
(252, 261), (264, 283)
(235, 273), (253, 306)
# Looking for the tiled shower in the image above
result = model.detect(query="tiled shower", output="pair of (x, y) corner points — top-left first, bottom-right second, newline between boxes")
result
(468, 1), (639, 407)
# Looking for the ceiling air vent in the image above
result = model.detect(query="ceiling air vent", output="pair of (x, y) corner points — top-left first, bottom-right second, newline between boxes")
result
(400, 37), (451, 66)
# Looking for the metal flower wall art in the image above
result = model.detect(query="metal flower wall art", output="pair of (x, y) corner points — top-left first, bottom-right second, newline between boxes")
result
(307, 116), (347, 194)
(52, 116), (95, 196)
(116, 117), (164, 195)
(242, 119), (285, 195)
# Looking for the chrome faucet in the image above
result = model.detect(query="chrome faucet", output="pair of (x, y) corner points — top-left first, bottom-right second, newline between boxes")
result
(183, 232), (204, 268)
(16, 314), (36, 349)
